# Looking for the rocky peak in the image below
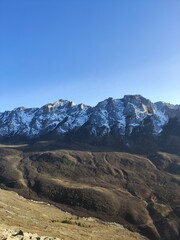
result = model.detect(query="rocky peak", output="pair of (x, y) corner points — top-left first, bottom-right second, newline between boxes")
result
(0, 95), (180, 141)
(88, 98), (126, 136)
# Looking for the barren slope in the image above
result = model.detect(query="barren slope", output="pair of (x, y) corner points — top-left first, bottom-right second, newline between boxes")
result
(0, 189), (146, 240)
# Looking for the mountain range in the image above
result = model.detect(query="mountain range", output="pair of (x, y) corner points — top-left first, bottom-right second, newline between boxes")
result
(1, 94), (180, 153)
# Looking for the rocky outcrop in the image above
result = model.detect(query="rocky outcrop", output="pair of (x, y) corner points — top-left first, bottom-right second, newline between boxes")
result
(0, 228), (60, 240)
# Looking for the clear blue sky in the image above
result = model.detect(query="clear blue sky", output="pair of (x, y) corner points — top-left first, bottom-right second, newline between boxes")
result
(0, 0), (180, 111)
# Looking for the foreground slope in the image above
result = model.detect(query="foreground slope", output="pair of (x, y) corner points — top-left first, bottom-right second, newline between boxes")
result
(0, 188), (146, 240)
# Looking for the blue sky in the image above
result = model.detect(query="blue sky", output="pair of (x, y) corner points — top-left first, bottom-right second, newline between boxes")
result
(0, 0), (180, 111)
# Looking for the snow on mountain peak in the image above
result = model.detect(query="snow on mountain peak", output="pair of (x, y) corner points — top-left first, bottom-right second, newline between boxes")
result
(0, 95), (180, 139)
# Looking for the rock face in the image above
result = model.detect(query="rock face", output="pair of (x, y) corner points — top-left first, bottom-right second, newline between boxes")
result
(0, 100), (90, 138)
(0, 95), (180, 143)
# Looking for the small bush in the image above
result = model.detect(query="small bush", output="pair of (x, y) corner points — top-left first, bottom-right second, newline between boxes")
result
(61, 219), (73, 224)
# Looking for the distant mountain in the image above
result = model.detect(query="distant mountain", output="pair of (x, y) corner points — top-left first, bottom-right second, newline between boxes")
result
(0, 95), (180, 152)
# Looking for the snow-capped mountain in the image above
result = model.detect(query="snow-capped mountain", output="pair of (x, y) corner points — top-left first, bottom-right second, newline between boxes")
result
(0, 95), (180, 142)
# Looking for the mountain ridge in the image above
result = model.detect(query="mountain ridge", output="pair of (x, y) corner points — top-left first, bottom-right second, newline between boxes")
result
(1, 94), (180, 153)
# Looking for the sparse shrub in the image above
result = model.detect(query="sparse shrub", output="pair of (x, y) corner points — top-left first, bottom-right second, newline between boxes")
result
(61, 219), (73, 224)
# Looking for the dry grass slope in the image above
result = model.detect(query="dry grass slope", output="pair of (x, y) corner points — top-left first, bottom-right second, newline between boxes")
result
(0, 189), (146, 240)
